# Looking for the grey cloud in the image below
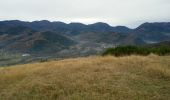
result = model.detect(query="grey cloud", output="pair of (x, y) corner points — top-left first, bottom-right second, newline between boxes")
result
(0, 0), (170, 28)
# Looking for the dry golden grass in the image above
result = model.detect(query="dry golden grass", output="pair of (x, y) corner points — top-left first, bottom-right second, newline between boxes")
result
(0, 55), (170, 100)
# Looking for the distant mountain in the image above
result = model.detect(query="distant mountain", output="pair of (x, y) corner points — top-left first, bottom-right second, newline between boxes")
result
(0, 26), (75, 54)
(113, 26), (133, 33)
(135, 22), (170, 33)
(0, 20), (133, 34)
(146, 41), (170, 48)
(0, 20), (170, 57)
(133, 22), (170, 43)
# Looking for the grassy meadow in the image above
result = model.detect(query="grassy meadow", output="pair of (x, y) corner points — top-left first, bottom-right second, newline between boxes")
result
(0, 55), (170, 100)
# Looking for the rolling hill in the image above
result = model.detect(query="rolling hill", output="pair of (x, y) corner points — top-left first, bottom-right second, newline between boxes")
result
(0, 55), (170, 100)
(0, 20), (170, 63)
(0, 26), (75, 54)
(1, 21), (170, 47)
(146, 40), (170, 48)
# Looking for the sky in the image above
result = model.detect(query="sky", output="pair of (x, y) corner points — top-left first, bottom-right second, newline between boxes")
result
(0, 0), (170, 28)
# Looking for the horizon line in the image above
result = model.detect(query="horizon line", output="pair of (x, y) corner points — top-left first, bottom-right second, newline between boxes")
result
(0, 19), (170, 29)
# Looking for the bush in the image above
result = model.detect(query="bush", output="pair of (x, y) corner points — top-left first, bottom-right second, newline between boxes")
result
(102, 46), (170, 56)
(40, 58), (48, 62)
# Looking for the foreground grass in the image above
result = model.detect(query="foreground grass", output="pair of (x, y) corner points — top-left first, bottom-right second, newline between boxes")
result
(0, 55), (170, 100)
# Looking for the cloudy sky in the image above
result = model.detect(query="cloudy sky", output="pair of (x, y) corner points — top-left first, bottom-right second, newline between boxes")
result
(0, 0), (170, 28)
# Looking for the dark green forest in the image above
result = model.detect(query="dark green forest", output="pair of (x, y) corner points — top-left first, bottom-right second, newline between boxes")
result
(103, 46), (170, 56)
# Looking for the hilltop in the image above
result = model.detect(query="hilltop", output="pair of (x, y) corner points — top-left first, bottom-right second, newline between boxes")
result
(0, 55), (170, 100)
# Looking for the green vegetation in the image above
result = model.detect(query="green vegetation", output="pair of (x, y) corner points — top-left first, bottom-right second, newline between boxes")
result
(0, 50), (24, 66)
(103, 45), (170, 56)
(40, 58), (48, 62)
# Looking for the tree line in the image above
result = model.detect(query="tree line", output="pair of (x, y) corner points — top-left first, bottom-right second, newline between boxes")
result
(102, 45), (170, 56)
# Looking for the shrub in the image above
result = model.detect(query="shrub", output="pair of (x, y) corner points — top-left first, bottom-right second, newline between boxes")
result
(103, 46), (170, 56)
(40, 58), (48, 62)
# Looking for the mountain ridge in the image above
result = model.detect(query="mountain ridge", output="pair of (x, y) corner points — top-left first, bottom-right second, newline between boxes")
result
(0, 20), (170, 58)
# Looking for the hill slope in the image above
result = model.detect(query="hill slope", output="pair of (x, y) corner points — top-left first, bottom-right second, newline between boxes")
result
(0, 55), (170, 100)
(1, 21), (170, 58)
(0, 26), (76, 54)
(133, 22), (170, 43)
(1, 20), (170, 47)
(146, 40), (170, 48)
